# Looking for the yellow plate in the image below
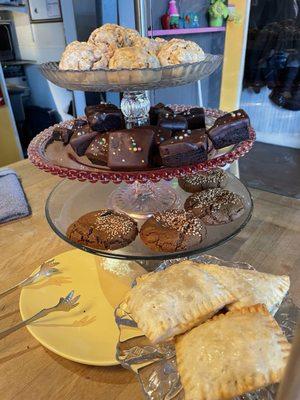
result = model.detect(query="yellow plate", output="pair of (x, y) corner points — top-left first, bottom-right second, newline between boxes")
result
(19, 249), (146, 366)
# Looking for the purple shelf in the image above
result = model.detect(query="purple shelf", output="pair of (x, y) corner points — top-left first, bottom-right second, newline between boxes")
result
(147, 27), (226, 37)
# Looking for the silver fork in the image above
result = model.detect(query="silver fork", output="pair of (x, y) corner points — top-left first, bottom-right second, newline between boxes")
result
(0, 259), (60, 299)
(0, 290), (80, 340)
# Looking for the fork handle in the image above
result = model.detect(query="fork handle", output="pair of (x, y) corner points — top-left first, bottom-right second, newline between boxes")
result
(0, 284), (20, 300)
(0, 275), (39, 300)
(0, 308), (52, 340)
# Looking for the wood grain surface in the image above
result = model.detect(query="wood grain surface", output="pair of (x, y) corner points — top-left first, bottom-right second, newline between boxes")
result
(0, 160), (299, 400)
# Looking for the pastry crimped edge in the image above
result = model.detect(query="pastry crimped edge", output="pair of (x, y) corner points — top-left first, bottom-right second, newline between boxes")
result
(175, 304), (291, 400)
(125, 266), (236, 344)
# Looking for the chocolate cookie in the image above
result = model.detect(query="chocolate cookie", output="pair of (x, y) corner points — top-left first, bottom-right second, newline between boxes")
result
(66, 209), (138, 250)
(184, 188), (244, 225)
(178, 169), (227, 193)
(140, 209), (207, 253)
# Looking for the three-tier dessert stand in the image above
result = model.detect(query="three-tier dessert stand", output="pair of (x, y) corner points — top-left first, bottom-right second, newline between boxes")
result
(21, 55), (256, 367)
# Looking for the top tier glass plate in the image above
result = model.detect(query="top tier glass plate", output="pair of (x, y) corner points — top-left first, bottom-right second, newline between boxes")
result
(40, 54), (223, 92)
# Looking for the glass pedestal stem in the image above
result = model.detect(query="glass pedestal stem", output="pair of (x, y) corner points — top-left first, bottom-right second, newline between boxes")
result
(121, 91), (150, 128)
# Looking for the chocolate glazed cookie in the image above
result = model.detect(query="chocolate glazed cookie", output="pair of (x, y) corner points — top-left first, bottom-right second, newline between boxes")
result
(66, 209), (138, 250)
(140, 210), (207, 253)
(184, 188), (245, 225)
(178, 169), (227, 193)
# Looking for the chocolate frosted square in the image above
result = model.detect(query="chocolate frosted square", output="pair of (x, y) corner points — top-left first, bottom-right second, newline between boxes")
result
(70, 125), (98, 156)
(85, 133), (109, 165)
(178, 107), (206, 130)
(85, 103), (125, 132)
(149, 103), (173, 125)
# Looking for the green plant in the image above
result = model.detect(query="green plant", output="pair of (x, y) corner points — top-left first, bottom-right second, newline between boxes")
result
(208, 0), (229, 19)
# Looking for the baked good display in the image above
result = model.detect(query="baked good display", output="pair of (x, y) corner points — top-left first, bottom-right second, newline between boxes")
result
(107, 128), (155, 170)
(66, 209), (138, 250)
(194, 262), (290, 315)
(108, 46), (160, 69)
(140, 209), (207, 252)
(184, 188), (245, 224)
(85, 133), (109, 165)
(175, 304), (290, 400)
(158, 38), (205, 66)
(85, 103), (125, 132)
(178, 107), (206, 130)
(178, 168), (227, 193)
(208, 109), (251, 149)
(159, 131), (208, 167)
(125, 260), (235, 344)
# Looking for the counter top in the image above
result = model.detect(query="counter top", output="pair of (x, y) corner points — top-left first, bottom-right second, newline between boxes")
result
(0, 160), (299, 400)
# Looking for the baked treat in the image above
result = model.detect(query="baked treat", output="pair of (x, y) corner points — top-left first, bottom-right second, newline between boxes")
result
(85, 133), (109, 165)
(178, 107), (206, 130)
(158, 114), (188, 134)
(66, 209), (138, 250)
(178, 169), (227, 193)
(137, 125), (172, 145)
(159, 131), (208, 167)
(69, 125), (98, 156)
(192, 128), (214, 153)
(149, 103), (173, 125)
(108, 128), (155, 170)
(125, 260), (235, 343)
(176, 304), (290, 400)
(184, 188), (245, 224)
(124, 27), (141, 46)
(59, 41), (111, 70)
(140, 209), (207, 252)
(109, 46), (160, 69)
(71, 118), (88, 129)
(135, 37), (167, 55)
(194, 262), (290, 315)
(158, 38), (205, 66)
(52, 126), (73, 145)
(88, 23), (126, 49)
(207, 109), (251, 149)
(85, 103), (125, 132)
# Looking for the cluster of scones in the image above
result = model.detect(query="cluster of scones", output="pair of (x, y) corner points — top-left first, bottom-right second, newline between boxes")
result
(124, 259), (290, 400)
(58, 23), (205, 71)
(52, 102), (251, 170)
(66, 168), (245, 253)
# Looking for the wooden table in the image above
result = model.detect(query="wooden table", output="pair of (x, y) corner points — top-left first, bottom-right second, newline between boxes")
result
(0, 160), (299, 400)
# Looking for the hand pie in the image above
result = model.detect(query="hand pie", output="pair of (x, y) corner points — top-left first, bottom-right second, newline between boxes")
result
(194, 263), (290, 315)
(176, 304), (290, 400)
(125, 261), (235, 344)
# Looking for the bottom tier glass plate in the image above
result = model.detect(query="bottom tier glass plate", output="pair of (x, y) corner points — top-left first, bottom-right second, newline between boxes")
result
(46, 172), (253, 261)
(115, 255), (299, 400)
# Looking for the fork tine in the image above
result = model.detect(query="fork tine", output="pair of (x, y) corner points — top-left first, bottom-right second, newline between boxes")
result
(72, 295), (81, 304)
(65, 290), (74, 301)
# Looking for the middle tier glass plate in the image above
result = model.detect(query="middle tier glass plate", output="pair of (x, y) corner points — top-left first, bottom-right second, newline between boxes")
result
(46, 173), (253, 261)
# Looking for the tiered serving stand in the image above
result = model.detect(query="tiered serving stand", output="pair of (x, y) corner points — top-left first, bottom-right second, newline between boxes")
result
(23, 56), (259, 369)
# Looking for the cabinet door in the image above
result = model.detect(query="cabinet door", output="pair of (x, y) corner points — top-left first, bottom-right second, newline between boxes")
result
(28, 0), (62, 22)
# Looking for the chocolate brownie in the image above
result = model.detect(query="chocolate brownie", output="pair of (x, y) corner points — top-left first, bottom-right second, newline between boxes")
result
(136, 125), (172, 145)
(158, 114), (188, 134)
(66, 209), (138, 250)
(85, 103), (125, 132)
(71, 118), (88, 129)
(178, 169), (227, 193)
(207, 109), (250, 149)
(184, 188), (245, 225)
(140, 209), (206, 253)
(108, 128), (155, 170)
(178, 107), (206, 130)
(159, 131), (208, 167)
(85, 133), (109, 165)
(69, 125), (98, 156)
(149, 103), (173, 125)
(52, 126), (73, 144)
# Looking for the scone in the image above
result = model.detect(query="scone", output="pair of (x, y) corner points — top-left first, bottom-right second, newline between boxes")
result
(176, 304), (290, 400)
(109, 46), (160, 69)
(193, 262), (290, 315)
(126, 260), (235, 343)
(158, 38), (205, 66)
(59, 41), (110, 70)
(88, 23), (127, 48)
